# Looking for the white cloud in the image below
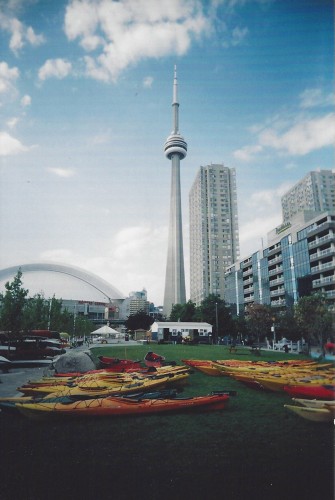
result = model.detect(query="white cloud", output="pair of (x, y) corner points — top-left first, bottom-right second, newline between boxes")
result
(25, 25), (45, 46)
(238, 182), (293, 258)
(239, 213), (282, 257)
(101, 224), (168, 303)
(64, 0), (210, 82)
(38, 59), (72, 81)
(143, 76), (153, 88)
(91, 131), (111, 145)
(6, 116), (19, 129)
(234, 111), (335, 162)
(233, 144), (262, 161)
(259, 113), (335, 155)
(223, 25), (248, 47)
(0, 61), (19, 94)
(38, 224), (168, 303)
(299, 88), (334, 109)
(0, 12), (45, 55)
(40, 249), (75, 262)
(20, 94), (31, 106)
(0, 131), (28, 155)
(47, 167), (75, 178)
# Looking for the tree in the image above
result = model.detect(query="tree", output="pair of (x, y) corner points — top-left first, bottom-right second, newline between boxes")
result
(195, 294), (233, 343)
(294, 293), (333, 346)
(22, 293), (50, 332)
(170, 300), (197, 322)
(245, 303), (273, 344)
(274, 310), (301, 341)
(124, 310), (154, 332)
(73, 314), (95, 338)
(0, 270), (28, 336)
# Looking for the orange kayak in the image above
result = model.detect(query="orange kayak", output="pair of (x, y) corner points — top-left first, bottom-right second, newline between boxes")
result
(17, 392), (230, 419)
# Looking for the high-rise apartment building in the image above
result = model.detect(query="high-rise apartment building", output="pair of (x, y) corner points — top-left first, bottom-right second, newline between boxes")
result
(189, 163), (240, 305)
(281, 169), (335, 222)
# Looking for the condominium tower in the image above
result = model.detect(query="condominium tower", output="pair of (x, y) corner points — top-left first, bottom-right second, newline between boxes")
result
(189, 164), (240, 305)
(163, 67), (187, 317)
(281, 169), (335, 222)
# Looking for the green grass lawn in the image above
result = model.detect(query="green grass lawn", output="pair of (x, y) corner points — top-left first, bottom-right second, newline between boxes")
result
(1, 344), (333, 500)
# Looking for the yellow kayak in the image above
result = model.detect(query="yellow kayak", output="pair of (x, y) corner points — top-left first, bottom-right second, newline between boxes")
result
(19, 372), (190, 398)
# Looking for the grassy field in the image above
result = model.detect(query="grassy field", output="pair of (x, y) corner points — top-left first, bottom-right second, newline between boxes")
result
(0, 344), (333, 500)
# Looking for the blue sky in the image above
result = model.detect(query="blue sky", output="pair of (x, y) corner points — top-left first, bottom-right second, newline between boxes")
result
(0, 0), (334, 305)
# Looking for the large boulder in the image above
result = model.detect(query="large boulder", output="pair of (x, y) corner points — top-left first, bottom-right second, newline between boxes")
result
(53, 350), (96, 374)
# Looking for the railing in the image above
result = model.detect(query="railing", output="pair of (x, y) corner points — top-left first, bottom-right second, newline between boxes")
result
(310, 247), (334, 260)
(308, 233), (333, 248)
(312, 276), (335, 287)
(310, 261), (334, 273)
(270, 288), (285, 297)
(269, 277), (284, 286)
(268, 266), (283, 276)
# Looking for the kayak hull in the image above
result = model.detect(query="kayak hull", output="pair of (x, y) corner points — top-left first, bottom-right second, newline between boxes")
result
(17, 393), (230, 419)
(284, 404), (333, 422)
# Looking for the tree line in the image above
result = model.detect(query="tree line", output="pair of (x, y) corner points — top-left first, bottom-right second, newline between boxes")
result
(0, 270), (94, 337)
(0, 270), (333, 346)
(167, 293), (333, 346)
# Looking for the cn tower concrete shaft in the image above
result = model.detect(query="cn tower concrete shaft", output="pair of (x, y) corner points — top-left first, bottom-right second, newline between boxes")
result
(163, 66), (187, 317)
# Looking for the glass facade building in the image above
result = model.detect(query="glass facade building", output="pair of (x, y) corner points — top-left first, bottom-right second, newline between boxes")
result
(224, 211), (335, 315)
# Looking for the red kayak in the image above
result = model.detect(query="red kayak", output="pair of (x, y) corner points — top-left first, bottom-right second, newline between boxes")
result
(144, 352), (166, 367)
(283, 384), (335, 400)
(98, 356), (142, 372)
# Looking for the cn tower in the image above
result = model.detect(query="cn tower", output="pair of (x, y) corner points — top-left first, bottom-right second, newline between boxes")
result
(163, 66), (187, 317)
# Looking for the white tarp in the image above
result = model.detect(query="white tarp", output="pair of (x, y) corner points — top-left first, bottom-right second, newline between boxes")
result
(91, 325), (121, 336)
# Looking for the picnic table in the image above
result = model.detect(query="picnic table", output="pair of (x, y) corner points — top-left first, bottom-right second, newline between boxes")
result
(250, 345), (261, 356)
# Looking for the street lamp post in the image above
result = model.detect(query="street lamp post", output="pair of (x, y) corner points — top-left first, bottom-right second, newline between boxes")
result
(215, 302), (219, 345)
(271, 317), (276, 347)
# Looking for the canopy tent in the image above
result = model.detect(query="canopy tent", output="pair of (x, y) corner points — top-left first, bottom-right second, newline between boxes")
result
(91, 325), (121, 336)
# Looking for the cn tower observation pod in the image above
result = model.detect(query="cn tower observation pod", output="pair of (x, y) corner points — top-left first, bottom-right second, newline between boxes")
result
(164, 133), (187, 160)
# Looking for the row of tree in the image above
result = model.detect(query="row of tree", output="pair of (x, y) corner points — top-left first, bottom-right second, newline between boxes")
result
(122, 292), (333, 346)
(0, 271), (94, 337)
(0, 271), (333, 346)
(168, 293), (333, 346)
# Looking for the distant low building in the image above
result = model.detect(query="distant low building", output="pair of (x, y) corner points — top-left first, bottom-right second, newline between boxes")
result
(151, 321), (212, 343)
(119, 289), (150, 319)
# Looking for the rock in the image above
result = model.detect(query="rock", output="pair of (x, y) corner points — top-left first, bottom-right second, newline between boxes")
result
(54, 350), (96, 374)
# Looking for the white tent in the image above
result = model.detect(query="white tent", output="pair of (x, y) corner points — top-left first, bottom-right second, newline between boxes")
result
(91, 325), (121, 336)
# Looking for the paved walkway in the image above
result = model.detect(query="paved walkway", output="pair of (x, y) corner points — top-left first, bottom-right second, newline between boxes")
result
(0, 341), (141, 398)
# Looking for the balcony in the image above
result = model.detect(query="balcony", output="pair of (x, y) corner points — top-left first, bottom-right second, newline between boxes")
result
(267, 244), (281, 256)
(309, 247), (335, 261)
(244, 295), (254, 303)
(308, 233), (333, 248)
(268, 255), (283, 265)
(269, 277), (284, 287)
(312, 275), (335, 288)
(270, 288), (285, 297)
(271, 298), (286, 307)
(268, 266), (283, 276)
(310, 261), (334, 274)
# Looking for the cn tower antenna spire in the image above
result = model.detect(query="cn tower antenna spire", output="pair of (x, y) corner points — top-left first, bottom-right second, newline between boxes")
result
(173, 64), (179, 133)
(163, 66), (187, 318)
